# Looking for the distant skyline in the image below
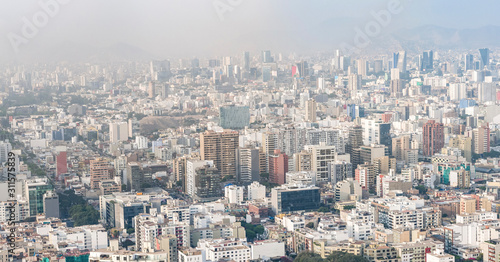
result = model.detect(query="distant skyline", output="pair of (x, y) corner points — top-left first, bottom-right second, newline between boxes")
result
(1, 0), (500, 63)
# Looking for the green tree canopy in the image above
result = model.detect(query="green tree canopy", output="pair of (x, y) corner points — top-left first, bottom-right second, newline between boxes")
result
(294, 251), (369, 262)
(69, 204), (99, 226)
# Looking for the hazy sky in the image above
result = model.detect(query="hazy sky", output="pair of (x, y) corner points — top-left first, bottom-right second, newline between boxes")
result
(1, 0), (499, 62)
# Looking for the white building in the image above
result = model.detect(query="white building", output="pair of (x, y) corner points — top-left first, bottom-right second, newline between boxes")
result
(48, 225), (108, 251)
(199, 239), (250, 262)
(135, 136), (148, 149)
(285, 171), (317, 186)
(305, 144), (336, 183)
(478, 82), (496, 103)
(247, 182), (266, 201)
(186, 160), (213, 197)
(281, 216), (305, 231)
(456, 212), (498, 224)
(426, 253), (455, 262)
(0, 141), (12, 163)
(250, 240), (285, 260)
(179, 248), (205, 262)
(225, 185), (244, 204)
(109, 122), (129, 143)
(449, 83), (467, 101)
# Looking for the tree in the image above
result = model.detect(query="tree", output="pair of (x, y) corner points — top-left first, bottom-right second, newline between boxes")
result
(295, 251), (368, 262)
(122, 239), (135, 249)
(246, 230), (256, 241)
(415, 185), (427, 195)
(326, 251), (369, 262)
(318, 207), (330, 213)
(255, 225), (265, 235)
(306, 222), (315, 229)
(294, 252), (323, 262)
(58, 190), (86, 219)
(343, 205), (356, 210)
(69, 204), (99, 226)
(127, 228), (135, 234)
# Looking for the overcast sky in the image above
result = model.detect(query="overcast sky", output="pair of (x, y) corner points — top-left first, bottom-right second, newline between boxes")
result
(1, 0), (499, 62)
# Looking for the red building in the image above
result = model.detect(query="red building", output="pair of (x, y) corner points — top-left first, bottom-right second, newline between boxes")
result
(423, 120), (444, 157)
(269, 149), (288, 185)
(56, 151), (68, 179)
(248, 203), (269, 217)
(381, 113), (392, 123)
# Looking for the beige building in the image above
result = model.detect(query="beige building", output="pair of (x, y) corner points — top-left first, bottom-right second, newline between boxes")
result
(200, 130), (239, 177)
(460, 197), (477, 215)
(305, 99), (317, 122)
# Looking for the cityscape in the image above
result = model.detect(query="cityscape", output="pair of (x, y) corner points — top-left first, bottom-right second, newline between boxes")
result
(1, 1), (500, 262)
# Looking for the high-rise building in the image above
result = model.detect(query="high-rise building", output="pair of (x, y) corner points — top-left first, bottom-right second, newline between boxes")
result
(219, 105), (250, 129)
(305, 99), (317, 122)
(449, 168), (471, 189)
(296, 61), (309, 77)
(243, 51), (250, 71)
(449, 136), (472, 162)
(392, 136), (410, 161)
(148, 81), (155, 98)
(352, 144), (387, 168)
(449, 83), (467, 101)
(269, 149), (288, 185)
(329, 161), (353, 185)
(465, 54), (474, 70)
(478, 83), (496, 102)
(374, 60), (383, 73)
(200, 130), (239, 178)
(236, 147), (260, 184)
(348, 74), (362, 93)
(294, 150), (313, 172)
(480, 239), (500, 262)
(423, 120), (444, 157)
(479, 48), (490, 68)
(173, 157), (187, 189)
(43, 190), (59, 218)
(109, 122), (129, 143)
(186, 160), (212, 197)
(423, 50), (434, 71)
(56, 151), (67, 177)
(347, 126), (364, 166)
(390, 68), (400, 80)
(150, 60), (171, 81)
(90, 158), (113, 190)
(0, 141), (12, 164)
(472, 124), (490, 154)
(392, 51), (407, 73)
(24, 178), (53, 217)
(271, 184), (320, 214)
(306, 144), (336, 183)
(157, 235), (178, 262)
(262, 50), (272, 63)
(248, 182), (266, 201)
(225, 185), (244, 204)
(355, 163), (376, 191)
(357, 59), (367, 76)
(397, 51), (407, 73)
(390, 79), (405, 97)
(361, 119), (392, 154)
(459, 196), (476, 215)
(193, 164), (222, 202)
(262, 66), (272, 82)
